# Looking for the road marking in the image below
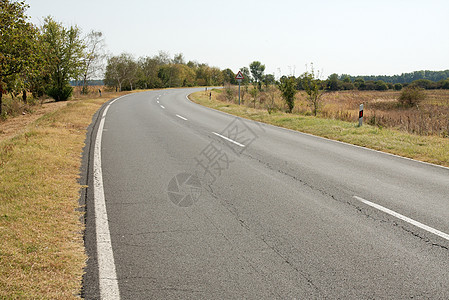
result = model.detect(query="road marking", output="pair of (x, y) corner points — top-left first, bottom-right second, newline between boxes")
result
(94, 97), (122, 299)
(212, 132), (245, 147)
(157, 101), (159, 104)
(160, 105), (165, 109)
(185, 91), (448, 172)
(354, 196), (449, 242)
(176, 114), (188, 121)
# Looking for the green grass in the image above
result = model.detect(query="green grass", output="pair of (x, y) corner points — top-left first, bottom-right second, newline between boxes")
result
(190, 90), (449, 167)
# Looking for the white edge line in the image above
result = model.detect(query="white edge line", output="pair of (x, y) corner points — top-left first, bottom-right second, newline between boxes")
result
(212, 131), (245, 147)
(354, 196), (449, 242)
(185, 92), (449, 172)
(94, 96), (124, 300)
(160, 105), (165, 109)
(176, 114), (188, 121)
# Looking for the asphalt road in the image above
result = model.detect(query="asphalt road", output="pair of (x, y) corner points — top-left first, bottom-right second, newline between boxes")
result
(82, 88), (449, 299)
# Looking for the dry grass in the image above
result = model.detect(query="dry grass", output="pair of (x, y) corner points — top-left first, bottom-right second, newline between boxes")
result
(0, 91), (130, 299)
(220, 87), (449, 137)
(191, 89), (449, 167)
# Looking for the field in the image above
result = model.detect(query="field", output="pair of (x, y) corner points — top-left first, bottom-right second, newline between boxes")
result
(218, 87), (449, 137)
(192, 88), (449, 167)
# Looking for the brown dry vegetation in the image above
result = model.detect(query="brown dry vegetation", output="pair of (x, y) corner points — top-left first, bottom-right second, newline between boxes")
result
(0, 90), (132, 299)
(220, 86), (449, 137)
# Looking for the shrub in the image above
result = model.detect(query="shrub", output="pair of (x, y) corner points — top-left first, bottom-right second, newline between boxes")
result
(394, 83), (403, 91)
(46, 85), (73, 101)
(398, 86), (426, 107)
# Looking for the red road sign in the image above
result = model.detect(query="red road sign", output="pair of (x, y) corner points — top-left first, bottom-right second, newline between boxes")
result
(235, 71), (244, 80)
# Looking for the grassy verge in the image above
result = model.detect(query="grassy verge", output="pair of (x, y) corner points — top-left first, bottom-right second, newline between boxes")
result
(0, 92), (127, 298)
(190, 90), (449, 168)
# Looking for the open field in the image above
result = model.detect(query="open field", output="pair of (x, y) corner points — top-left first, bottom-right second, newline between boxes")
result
(191, 89), (449, 167)
(221, 87), (449, 137)
(0, 90), (132, 298)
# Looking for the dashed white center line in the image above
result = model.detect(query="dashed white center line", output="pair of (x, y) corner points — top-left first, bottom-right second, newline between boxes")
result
(157, 101), (159, 104)
(353, 196), (449, 242)
(176, 114), (188, 121)
(212, 132), (245, 147)
(160, 105), (165, 109)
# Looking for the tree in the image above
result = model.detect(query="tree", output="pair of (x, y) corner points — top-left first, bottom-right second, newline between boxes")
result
(80, 30), (105, 94)
(222, 68), (236, 85)
(209, 67), (223, 86)
(173, 53), (185, 65)
(326, 73), (341, 91)
(0, 0), (41, 114)
(137, 56), (162, 89)
(263, 74), (276, 88)
(278, 76), (297, 113)
(301, 65), (324, 116)
(104, 53), (135, 91)
(249, 61), (265, 90)
(374, 80), (388, 91)
(41, 17), (85, 101)
(239, 67), (251, 85)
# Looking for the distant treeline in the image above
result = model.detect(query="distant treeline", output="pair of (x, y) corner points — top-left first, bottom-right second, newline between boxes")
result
(104, 52), (227, 91)
(344, 70), (449, 84)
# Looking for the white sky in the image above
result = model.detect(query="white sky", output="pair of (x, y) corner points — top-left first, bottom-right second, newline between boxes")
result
(27, 0), (449, 78)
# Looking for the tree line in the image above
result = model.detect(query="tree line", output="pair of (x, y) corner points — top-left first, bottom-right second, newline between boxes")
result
(345, 70), (449, 84)
(103, 52), (225, 91)
(0, 0), (105, 115)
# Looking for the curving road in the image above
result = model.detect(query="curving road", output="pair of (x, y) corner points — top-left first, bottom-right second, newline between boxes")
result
(82, 88), (449, 299)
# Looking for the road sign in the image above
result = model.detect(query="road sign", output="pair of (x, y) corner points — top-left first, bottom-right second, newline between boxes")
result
(235, 71), (244, 80)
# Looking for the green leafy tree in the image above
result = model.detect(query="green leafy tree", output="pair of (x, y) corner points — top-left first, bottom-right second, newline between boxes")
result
(301, 65), (324, 116)
(249, 61), (265, 90)
(0, 0), (41, 113)
(104, 53), (135, 91)
(326, 73), (341, 91)
(263, 74), (276, 88)
(278, 76), (297, 113)
(41, 17), (85, 101)
(222, 68), (236, 85)
(239, 67), (251, 85)
(374, 80), (388, 91)
(137, 56), (162, 89)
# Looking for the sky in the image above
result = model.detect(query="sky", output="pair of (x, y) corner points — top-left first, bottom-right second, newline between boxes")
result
(27, 0), (449, 78)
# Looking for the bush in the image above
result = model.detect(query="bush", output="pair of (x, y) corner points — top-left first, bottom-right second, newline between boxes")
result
(394, 83), (403, 91)
(46, 85), (73, 101)
(398, 86), (426, 107)
(411, 79), (437, 90)
(441, 79), (449, 89)
(375, 80), (388, 91)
